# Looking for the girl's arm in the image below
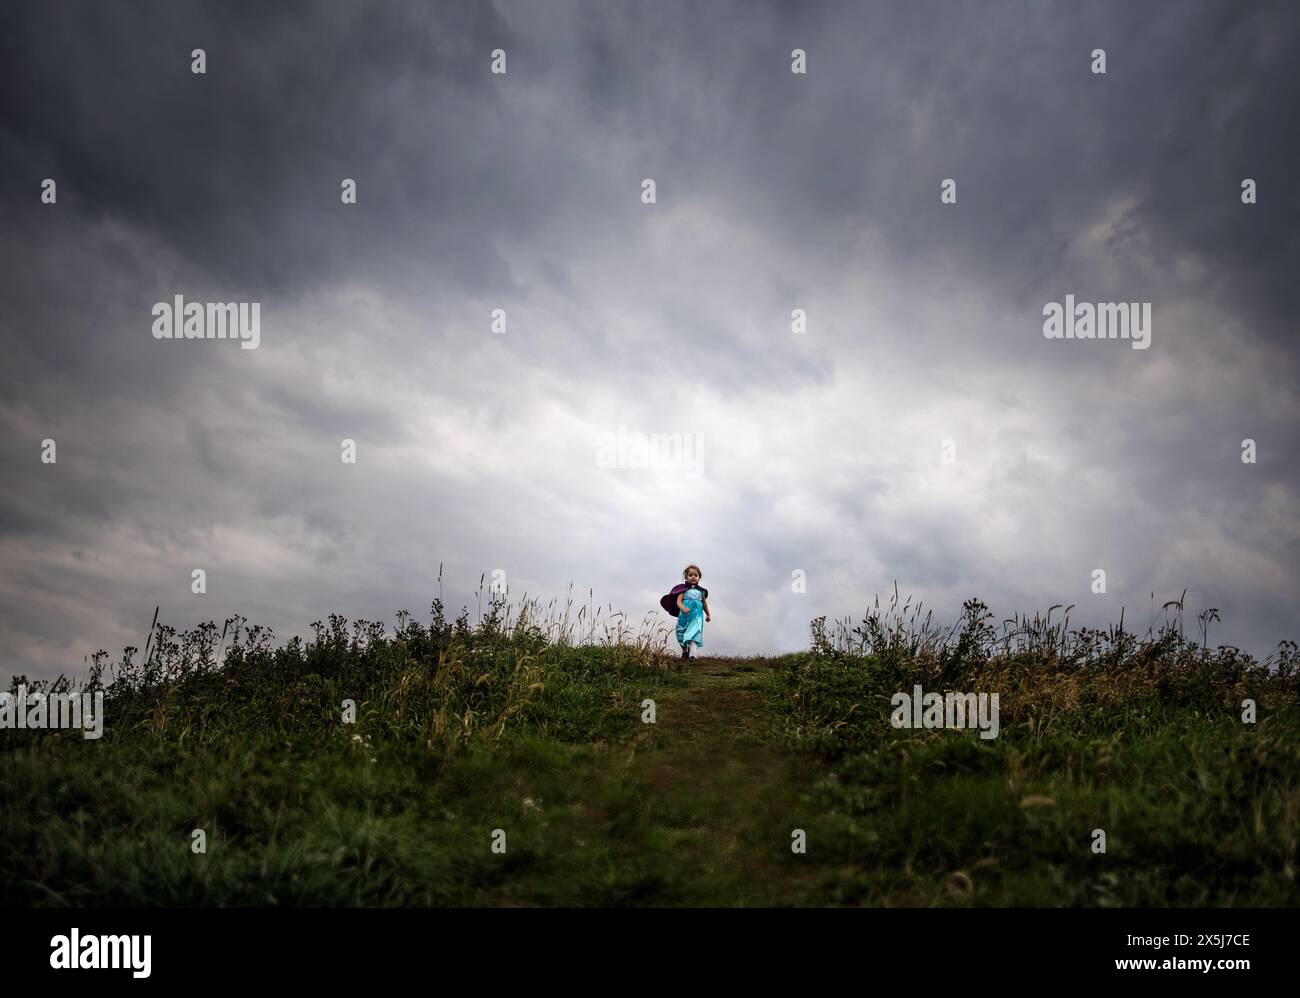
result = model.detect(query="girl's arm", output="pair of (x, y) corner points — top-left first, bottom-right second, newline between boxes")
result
(703, 597), (711, 620)
(677, 594), (688, 613)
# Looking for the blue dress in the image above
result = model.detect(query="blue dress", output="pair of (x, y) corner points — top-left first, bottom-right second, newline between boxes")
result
(676, 585), (706, 648)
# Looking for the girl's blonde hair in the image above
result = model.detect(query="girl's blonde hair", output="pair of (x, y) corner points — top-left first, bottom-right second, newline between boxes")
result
(683, 564), (702, 579)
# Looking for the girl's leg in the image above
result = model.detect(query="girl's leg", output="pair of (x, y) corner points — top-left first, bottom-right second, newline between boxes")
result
(680, 643), (690, 659)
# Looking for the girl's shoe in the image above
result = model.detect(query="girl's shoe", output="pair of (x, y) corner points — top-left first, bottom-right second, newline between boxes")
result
(680, 644), (690, 659)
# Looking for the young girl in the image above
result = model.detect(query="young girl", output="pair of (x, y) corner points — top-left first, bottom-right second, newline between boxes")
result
(674, 564), (711, 658)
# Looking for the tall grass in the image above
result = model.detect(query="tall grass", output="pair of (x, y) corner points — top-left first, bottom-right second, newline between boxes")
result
(791, 584), (1299, 749)
(4, 580), (1297, 906)
(1, 582), (687, 905)
(779, 586), (1300, 905)
(5, 573), (678, 757)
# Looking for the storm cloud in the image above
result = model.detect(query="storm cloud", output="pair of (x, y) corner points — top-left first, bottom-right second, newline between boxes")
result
(1, 0), (1297, 680)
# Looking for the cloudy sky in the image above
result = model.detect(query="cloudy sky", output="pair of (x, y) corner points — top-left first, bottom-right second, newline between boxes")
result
(2, 0), (1297, 681)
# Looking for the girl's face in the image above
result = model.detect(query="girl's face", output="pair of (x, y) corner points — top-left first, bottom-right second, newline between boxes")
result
(685, 569), (701, 584)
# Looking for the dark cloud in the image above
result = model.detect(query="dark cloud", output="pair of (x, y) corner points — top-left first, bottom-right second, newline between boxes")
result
(1, 0), (1297, 679)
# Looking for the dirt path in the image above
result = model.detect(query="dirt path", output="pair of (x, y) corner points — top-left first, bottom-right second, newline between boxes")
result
(614, 655), (823, 903)
(481, 654), (826, 905)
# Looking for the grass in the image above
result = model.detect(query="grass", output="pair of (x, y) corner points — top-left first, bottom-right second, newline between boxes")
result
(2, 580), (1298, 906)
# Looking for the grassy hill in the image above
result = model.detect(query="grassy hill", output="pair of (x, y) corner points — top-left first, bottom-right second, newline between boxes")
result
(3, 589), (1298, 906)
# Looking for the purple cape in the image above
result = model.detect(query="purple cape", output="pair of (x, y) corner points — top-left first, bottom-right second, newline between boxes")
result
(659, 583), (689, 616)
